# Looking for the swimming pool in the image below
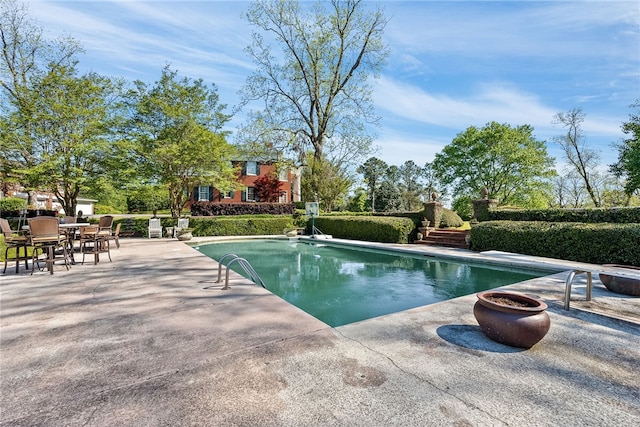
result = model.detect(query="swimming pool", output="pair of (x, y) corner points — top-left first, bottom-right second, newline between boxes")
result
(195, 239), (548, 327)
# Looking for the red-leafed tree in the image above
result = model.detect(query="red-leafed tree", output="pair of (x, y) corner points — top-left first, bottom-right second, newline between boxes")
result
(254, 173), (282, 202)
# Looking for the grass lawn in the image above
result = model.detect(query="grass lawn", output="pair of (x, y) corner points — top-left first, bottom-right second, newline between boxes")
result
(0, 235), (36, 263)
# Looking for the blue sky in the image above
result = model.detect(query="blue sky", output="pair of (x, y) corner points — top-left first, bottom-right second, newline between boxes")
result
(29, 0), (640, 170)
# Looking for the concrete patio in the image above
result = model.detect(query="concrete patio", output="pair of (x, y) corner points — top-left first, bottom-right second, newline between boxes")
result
(1, 237), (639, 426)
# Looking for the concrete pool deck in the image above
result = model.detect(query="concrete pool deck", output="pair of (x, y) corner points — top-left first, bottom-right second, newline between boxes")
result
(1, 237), (638, 426)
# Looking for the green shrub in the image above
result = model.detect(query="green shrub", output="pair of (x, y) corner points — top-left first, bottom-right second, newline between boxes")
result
(440, 208), (464, 228)
(489, 206), (640, 223)
(192, 217), (295, 236)
(191, 202), (295, 216)
(309, 216), (415, 243)
(113, 216), (296, 238)
(323, 211), (372, 216)
(470, 221), (640, 265)
(0, 197), (27, 214)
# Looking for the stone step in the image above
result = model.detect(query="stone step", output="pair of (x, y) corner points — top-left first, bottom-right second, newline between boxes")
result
(415, 229), (470, 249)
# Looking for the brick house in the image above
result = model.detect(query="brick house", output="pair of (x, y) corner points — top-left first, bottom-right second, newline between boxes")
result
(192, 160), (302, 204)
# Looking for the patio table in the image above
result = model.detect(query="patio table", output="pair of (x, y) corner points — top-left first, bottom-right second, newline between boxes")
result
(23, 222), (90, 265)
(60, 223), (90, 264)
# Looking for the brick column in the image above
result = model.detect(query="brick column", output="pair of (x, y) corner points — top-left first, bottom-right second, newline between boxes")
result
(423, 201), (443, 228)
(472, 198), (498, 222)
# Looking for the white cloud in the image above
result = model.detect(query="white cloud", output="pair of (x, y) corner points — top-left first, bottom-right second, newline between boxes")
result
(374, 77), (554, 128)
(29, 0), (253, 84)
(385, 1), (638, 59)
(375, 76), (624, 133)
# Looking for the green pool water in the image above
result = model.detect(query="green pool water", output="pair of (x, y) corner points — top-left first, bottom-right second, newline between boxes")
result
(195, 239), (546, 327)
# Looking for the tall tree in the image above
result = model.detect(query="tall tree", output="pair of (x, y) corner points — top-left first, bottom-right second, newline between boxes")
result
(357, 156), (387, 212)
(238, 0), (388, 187)
(0, 0), (82, 205)
(552, 171), (588, 208)
(422, 162), (440, 197)
(611, 99), (640, 198)
(433, 121), (556, 207)
(553, 108), (601, 206)
(376, 165), (402, 212)
(398, 160), (424, 211)
(29, 67), (119, 215)
(130, 66), (238, 217)
(301, 155), (351, 212)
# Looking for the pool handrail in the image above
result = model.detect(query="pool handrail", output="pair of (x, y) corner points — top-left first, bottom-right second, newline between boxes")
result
(215, 253), (239, 283)
(223, 257), (266, 290)
(216, 253), (266, 290)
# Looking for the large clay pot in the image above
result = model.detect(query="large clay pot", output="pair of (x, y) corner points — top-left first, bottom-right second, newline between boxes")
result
(599, 264), (640, 297)
(473, 291), (551, 349)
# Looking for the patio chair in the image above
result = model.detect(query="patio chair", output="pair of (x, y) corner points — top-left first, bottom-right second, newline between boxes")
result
(79, 223), (112, 265)
(174, 217), (189, 238)
(108, 222), (121, 249)
(98, 215), (114, 258)
(1, 218), (29, 274)
(27, 216), (70, 274)
(78, 216), (113, 265)
(97, 215), (114, 239)
(148, 218), (162, 238)
(79, 226), (99, 265)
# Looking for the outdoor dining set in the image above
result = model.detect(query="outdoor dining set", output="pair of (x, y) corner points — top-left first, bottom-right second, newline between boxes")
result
(1, 215), (119, 275)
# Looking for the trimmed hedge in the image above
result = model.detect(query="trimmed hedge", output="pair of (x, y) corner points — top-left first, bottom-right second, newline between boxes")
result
(374, 208), (463, 228)
(470, 221), (640, 265)
(439, 209), (464, 228)
(308, 216), (415, 243)
(191, 202), (295, 216)
(490, 207), (640, 224)
(190, 217), (295, 236)
(113, 216), (296, 238)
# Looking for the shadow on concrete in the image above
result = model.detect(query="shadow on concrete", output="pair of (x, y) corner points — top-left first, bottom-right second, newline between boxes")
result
(436, 324), (525, 353)
(546, 301), (640, 337)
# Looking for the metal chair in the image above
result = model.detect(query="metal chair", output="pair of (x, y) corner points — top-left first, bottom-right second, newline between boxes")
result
(79, 226), (100, 265)
(108, 222), (121, 249)
(80, 216), (113, 264)
(27, 217), (70, 274)
(1, 218), (29, 274)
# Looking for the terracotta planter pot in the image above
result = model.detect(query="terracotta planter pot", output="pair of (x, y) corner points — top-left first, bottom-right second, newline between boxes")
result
(599, 264), (640, 297)
(473, 291), (551, 349)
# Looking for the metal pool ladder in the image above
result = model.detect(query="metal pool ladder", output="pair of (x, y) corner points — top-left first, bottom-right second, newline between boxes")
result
(215, 253), (266, 290)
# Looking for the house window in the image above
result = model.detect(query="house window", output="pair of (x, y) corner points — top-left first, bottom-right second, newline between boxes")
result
(278, 168), (288, 181)
(246, 161), (258, 175)
(222, 190), (234, 199)
(246, 187), (256, 201)
(198, 186), (209, 201)
(279, 191), (288, 203)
